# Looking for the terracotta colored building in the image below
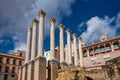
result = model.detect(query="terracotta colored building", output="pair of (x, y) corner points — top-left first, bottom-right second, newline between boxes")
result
(81, 36), (120, 70)
(0, 50), (24, 80)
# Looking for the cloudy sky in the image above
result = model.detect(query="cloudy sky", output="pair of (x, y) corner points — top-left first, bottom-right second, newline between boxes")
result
(0, 0), (120, 53)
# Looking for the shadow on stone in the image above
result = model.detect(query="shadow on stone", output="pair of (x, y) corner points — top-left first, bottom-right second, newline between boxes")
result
(86, 76), (93, 80)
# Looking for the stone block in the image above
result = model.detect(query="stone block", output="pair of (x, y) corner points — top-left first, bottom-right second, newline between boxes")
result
(48, 60), (58, 80)
(34, 56), (46, 80)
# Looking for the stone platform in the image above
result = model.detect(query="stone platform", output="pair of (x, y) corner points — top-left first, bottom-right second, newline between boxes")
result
(56, 66), (87, 80)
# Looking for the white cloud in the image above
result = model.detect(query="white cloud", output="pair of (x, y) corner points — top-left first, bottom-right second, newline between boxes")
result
(79, 13), (120, 45)
(9, 42), (26, 53)
(0, 0), (75, 52)
(79, 22), (85, 28)
(77, 22), (86, 32)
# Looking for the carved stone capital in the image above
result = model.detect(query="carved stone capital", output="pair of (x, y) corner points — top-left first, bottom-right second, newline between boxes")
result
(65, 29), (71, 34)
(32, 18), (39, 24)
(49, 18), (56, 24)
(28, 27), (32, 31)
(78, 37), (82, 41)
(58, 24), (64, 29)
(38, 10), (46, 17)
(72, 33), (77, 38)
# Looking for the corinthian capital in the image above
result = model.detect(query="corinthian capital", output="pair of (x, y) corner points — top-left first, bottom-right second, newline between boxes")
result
(38, 10), (46, 17)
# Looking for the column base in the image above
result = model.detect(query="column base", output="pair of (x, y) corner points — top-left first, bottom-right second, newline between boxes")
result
(27, 60), (34, 80)
(48, 60), (58, 80)
(34, 56), (46, 80)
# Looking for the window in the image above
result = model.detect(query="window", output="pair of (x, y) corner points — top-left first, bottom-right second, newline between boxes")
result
(13, 60), (16, 65)
(5, 66), (9, 73)
(0, 57), (3, 63)
(19, 61), (22, 66)
(12, 67), (15, 73)
(90, 49), (94, 54)
(114, 44), (119, 49)
(4, 74), (8, 80)
(95, 49), (99, 53)
(100, 47), (105, 52)
(20, 53), (22, 57)
(83, 51), (87, 56)
(11, 74), (15, 77)
(0, 66), (2, 72)
(6, 58), (10, 64)
(105, 46), (111, 51)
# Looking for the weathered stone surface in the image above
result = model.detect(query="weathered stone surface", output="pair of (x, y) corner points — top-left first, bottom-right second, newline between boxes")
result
(106, 56), (120, 80)
(56, 66), (87, 80)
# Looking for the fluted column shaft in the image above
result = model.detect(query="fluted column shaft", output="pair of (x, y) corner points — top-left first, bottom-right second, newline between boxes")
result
(31, 19), (38, 60)
(38, 10), (46, 57)
(78, 37), (83, 67)
(66, 29), (72, 65)
(71, 41), (74, 57)
(18, 67), (22, 80)
(26, 27), (32, 63)
(22, 67), (26, 80)
(50, 18), (56, 60)
(59, 24), (64, 63)
(65, 45), (68, 63)
(72, 33), (78, 66)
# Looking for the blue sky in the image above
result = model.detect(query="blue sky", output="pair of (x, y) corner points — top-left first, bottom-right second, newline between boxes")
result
(0, 0), (120, 53)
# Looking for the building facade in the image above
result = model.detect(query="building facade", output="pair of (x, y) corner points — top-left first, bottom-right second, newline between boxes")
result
(0, 50), (24, 80)
(82, 36), (120, 70)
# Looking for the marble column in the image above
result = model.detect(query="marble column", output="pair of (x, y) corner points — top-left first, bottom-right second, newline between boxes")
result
(65, 44), (68, 63)
(27, 63), (33, 80)
(92, 47), (95, 56)
(34, 10), (46, 80)
(50, 18), (56, 60)
(48, 18), (58, 80)
(59, 24), (64, 63)
(87, 48), (90, 57)
(18, 67), (22, 80)
(65, 29), (72, 65)
(38, 10), (46, 57)
(110, 42), (114, 51)
(71, 41), (74, 57)
(22, 66), (27, 80)
(98, 45), (100, 54)
(31, 19), (38, 60)
(72, 33), (78, 66)
(78, 37), (83, 67)
(26, 27), (32, 63)
(104, 44), (106, 53)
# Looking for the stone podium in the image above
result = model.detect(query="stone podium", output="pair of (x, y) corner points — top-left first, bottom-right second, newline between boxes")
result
(48, 60), (58, 80)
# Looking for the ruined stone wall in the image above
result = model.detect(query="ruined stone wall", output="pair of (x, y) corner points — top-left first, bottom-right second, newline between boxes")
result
(56, 66), (87, 80)
(106, 56), (120, 80)
(85, 70), (106, 80)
